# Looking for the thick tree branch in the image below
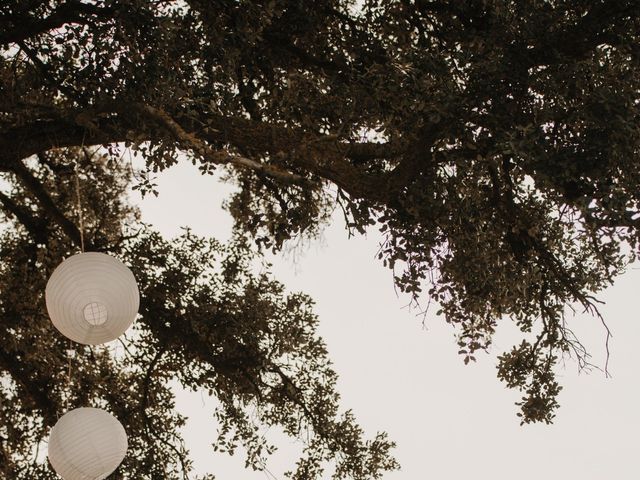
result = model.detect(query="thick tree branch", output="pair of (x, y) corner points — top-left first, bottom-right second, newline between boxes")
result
(0, 116), (128, 170)
(0, 102), (406, 204)
(0, 346), (57, 423)
(0, 190), (48, 243)
(136, 104), (307, 185)
(10, 161), (88, 249)
(387, 122), (442, 190)
(165, 110), (396, 199)
(0, 1), (115, 45)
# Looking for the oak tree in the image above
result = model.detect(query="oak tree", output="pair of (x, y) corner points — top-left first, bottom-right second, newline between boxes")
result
(1, 0), (639, 478)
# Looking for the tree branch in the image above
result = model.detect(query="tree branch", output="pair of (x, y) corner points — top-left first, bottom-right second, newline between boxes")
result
(136, 104), (307, 186)
(0, 1), (115, 45)
(0, 190), (48, 244)
(0, 102), (405, 203)
(10, 161), (88, 249)
(0, 116), (128, 171)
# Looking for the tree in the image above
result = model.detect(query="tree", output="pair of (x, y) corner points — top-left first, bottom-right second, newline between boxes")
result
(0, 0), (639, 477)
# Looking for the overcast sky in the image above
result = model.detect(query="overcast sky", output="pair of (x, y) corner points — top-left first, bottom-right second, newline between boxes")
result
(135, 162), (640, 480)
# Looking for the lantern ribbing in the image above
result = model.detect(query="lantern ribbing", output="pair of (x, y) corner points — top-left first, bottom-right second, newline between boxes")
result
(48, 407), (128, 480)
(46, 252), (140, 345)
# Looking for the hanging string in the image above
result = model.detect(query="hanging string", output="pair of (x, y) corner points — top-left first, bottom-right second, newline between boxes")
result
(64, 143), (86, 411)
(64, 339), (74, 412)
(67, 341), (73, 380)
(74, 163), (85, 253)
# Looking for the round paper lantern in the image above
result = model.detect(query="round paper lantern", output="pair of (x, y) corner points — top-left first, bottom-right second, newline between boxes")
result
(48, 407), (128, 480)
(46, 252), (139, 345)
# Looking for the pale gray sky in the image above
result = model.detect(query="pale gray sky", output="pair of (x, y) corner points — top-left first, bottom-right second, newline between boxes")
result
(136, 162), (640, 480)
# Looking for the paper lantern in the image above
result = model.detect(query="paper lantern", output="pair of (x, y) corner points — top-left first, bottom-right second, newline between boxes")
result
(46, 252), (139, 345)
(48, 407), (128, 480)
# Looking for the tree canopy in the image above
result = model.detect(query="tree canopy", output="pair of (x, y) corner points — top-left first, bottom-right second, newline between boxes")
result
(1, 0), (639, 478)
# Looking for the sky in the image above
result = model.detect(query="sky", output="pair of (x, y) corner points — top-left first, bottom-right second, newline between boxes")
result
(135, 162), (640, 480)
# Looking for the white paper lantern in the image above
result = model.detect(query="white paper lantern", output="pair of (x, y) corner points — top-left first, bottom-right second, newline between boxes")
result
(48, 407), (128, 480)
(46, 252), (139, 345)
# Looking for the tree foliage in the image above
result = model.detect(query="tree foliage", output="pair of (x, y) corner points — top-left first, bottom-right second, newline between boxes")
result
(0, 0), (639, 477)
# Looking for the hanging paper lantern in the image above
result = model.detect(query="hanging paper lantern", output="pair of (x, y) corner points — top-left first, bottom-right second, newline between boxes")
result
(46, 252), (139, 345)
(48, 407), (128, 480)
